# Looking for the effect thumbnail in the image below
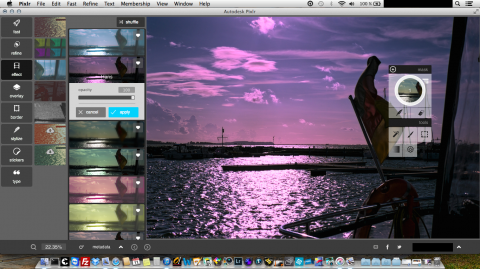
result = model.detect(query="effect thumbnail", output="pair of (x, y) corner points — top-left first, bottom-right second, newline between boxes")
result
(69, 29), (145, 56)
(35, 17), (66, 37)
(34, 124), (66, 144)
(69, 231), (145, 240)
(69, 57), (145, 83)
(35, 145), (66, 166)
(69, 176), (145, 204)
(35, 38), (66, 58)
(69, 204), (145, 232)
(69, 148), (144, 176)
(34, 81), (66, 101)
(69, 121), (145, 148)
(35, 60), (66, 80)
(34, 102), (66, 123)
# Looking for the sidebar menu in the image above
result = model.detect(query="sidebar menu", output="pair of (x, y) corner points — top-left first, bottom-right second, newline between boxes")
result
(0, 16), (68, 240)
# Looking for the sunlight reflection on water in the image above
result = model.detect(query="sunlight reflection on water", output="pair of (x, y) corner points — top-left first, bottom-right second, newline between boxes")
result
(147, 156), (436, 239)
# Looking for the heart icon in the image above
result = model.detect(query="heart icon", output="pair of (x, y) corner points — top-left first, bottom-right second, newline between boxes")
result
(136, 61), (140, 65)
(136, 236), (140, 240)
(136, 153), (140, 157)
(136, 208), (140, 212)
(136, 125), (140, 129)
(136, 33), (140, 37)
(136, 181), (140, 185)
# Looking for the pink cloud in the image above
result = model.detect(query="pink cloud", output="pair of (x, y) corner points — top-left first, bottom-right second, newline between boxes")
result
(404, 56), (449, 66)
(243, 58), (277, 72)
(290, 98), (304, 101)
(331, 82), (346, 90)
(315, 66), (331, 73)
(177, 106), (203, 110)
(323, 75), (334, 82)
(257, 50), (372, 60)
(382, 24), (451, 40)
(270, 94), (280, 104)
(300, 80), (310, 83)
(211, 47), (277, 73)
(244, 79), (314, 85)
(299, 119), (315, 126)
(282, 124), (288, 127)
(146, 91), (180, 97)
(224, 119), (237, 123)
(222, 103), (234, 107)
(170, 41), (184, 47)
(166, 81), (228, 97)
(314, 63), (365, 74)
(146, 34), (154, 39)
(341, 127), (355, 131)
(147, 64), (243, 82)
(231, 88), (268, 104)
(250, 17), (276, 34)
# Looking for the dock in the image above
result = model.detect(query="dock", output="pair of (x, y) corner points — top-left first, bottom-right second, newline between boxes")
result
(222, 161), (366, 171)
(222, 162), (437, 179)
(310, 167), (437, 177)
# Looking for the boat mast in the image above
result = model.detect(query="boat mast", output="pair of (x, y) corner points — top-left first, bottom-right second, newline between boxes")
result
(217, 127), (228, 151)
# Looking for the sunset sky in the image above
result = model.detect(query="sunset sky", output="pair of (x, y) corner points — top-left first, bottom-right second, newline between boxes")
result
(146, 17), (453, 144)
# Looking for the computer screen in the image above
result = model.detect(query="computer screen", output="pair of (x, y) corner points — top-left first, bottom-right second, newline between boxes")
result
(0, 0), (478, 268)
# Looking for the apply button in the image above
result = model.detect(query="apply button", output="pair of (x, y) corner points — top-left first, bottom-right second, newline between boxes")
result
(108, 107), (139, 118)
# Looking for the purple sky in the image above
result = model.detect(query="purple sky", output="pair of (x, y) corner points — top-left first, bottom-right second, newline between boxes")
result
(146, 17), (452, 144)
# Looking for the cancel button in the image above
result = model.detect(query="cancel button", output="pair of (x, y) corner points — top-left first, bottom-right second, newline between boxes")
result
(76, 107), (106, 118)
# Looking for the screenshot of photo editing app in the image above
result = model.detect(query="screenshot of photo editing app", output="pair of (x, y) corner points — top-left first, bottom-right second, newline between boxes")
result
(0, 1), (478, 269)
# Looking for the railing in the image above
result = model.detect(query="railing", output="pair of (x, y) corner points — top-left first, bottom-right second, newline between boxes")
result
(279, 196), (435, 239)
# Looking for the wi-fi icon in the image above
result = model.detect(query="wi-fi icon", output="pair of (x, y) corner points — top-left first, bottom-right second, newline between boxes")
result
(338, 1), (346, 6)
